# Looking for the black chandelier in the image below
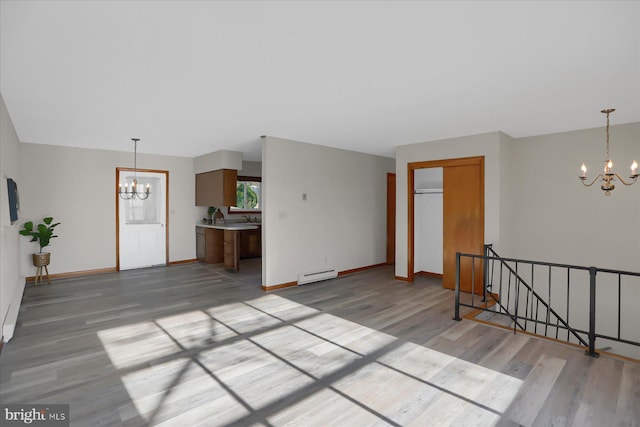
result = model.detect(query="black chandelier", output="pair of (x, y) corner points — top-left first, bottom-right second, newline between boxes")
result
(119, 138), (150, 200)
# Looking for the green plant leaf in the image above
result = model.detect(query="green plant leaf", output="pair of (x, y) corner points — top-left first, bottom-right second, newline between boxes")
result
(19, 217), (59, 251)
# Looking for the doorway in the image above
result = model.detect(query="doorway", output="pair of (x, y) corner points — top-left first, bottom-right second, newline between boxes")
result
(387, 173), (396, 264)
(116, 168), (169, 270)
(413, 168), (443, 276)
(408, 156), (484, 293)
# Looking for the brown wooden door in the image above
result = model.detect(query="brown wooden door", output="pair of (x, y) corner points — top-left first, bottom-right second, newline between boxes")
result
(387, 173), (396, 264)
(443, 163), (484, 292)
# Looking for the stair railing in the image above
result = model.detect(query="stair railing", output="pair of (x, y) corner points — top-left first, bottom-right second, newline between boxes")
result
(453, 246), (640, 358)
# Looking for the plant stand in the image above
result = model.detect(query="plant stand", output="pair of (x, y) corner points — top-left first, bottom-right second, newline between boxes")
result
(33, 253), (51, 286)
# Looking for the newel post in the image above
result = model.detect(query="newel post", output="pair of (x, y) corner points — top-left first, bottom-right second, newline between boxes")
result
(585, 266), (599, 358)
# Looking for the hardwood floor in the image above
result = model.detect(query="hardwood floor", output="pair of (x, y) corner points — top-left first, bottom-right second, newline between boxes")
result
(1, 260), (638, 426)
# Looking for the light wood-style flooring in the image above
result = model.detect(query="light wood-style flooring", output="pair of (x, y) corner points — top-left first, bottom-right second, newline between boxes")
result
(1, 260), (638, 426)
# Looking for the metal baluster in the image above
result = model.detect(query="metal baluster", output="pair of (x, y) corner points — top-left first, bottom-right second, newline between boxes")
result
(491, 251), (496, 291)
(524, 263), (530, 330)
(471, 256), (475, 307)
(483, 251), (488, 303)
(545, 266), (551, 337)
(454, 252), (461, 321)
(566, 268), (571, 342)
(617, 273), (622, 341)
(514, 261), (520, 334)
(507, 267), (512, 314)
(498, 262), (504, 314)
(533, 265), (538, 335)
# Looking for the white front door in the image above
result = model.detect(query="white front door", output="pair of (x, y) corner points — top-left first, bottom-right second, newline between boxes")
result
(118, 170), (167, 270)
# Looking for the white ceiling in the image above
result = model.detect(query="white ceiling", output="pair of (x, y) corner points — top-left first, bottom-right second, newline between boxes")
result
(1, 1), (638, 161)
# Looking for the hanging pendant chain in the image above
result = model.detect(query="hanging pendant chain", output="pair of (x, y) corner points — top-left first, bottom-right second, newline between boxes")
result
(132, 138), (140, 180)
(605, 111), (610, 161)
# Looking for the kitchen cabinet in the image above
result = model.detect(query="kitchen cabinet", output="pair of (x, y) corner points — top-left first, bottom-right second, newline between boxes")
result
(195, 169), (237, 207)
(239, 226), (261, 259)
(223, 230), (240, 272)
(196, 226), (224, 264)
(196, 224), (260, 272)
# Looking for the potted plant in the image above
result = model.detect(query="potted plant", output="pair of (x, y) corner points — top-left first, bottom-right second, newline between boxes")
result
(19, 216), (60, 269)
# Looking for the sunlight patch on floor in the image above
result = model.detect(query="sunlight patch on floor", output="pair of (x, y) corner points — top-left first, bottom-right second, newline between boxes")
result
(251, 324), (363, 379)
(204, 300), (284, 334)
(268, 341), (523, 426)
(118, 357), (251, 425)
(97, 293), (523, 425)
(97, 319), (183, 369)
(155, 310), (238, 350)
(378, 342), (522, 425)
(267, 387), (387, 426)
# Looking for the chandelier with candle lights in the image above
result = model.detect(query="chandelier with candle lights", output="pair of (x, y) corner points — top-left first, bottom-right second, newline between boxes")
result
(579, 108), (638, 196)
(119, 138), (150, 200)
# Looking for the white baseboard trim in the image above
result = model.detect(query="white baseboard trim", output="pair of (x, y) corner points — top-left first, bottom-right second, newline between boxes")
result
(2, 276), (25, 342)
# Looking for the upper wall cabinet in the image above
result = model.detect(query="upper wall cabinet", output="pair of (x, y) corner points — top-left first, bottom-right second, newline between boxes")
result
(195, 169), (237, 207)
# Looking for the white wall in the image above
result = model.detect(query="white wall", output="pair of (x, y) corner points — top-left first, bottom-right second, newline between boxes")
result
(193, 150), (243, 174)
(508, 123), (640, 270)
(395, 131), (504, 279)
(507, 123), (640, 358)
(396, 124), (639, 273)
(498, 132), (516, 255)
(0, 93), (22, 339)
(414, 168), (443, 274)
(18, 143), (200, 276)
(262, 136), (395, 288)
(238, 160), (262, 178)
(414, 193), (443, 274)
(414, 167), (443, 190)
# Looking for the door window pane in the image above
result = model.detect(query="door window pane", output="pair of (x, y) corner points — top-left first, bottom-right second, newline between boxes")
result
(122, 176), (161, 224)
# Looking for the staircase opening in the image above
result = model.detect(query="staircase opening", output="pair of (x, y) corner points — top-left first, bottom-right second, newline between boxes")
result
(453, 245), (640, 361)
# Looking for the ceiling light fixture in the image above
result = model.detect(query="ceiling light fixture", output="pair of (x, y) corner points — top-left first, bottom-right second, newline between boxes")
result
(579, 108), (638, 196)
(119, 138), (150, 200)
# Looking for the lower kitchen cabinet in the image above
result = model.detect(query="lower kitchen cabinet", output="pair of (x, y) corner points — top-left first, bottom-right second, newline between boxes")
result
(196, 225), (261, 268)
(224, 230), (240, 271)
(239, 226), (261, 259)
(196, 226), (224, 264)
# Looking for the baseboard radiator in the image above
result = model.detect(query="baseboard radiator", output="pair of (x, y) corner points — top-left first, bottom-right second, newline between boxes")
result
(3, 277), (26, 342)
(298, 269), (338, 286)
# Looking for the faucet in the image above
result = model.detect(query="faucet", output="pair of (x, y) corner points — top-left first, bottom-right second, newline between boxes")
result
(243, 215), (251, 223)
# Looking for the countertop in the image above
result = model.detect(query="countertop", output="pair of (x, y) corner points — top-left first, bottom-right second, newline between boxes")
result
(197, 223), (259, 231)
